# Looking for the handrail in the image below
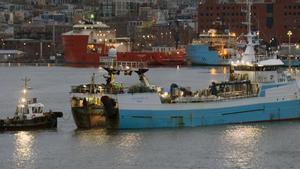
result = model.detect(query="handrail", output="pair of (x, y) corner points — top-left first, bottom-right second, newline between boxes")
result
(171, 94), (258, 103)
(100, 57), (148, 71)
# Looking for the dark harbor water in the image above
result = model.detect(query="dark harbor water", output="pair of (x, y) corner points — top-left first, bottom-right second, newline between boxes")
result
(0, 66), (300, 169)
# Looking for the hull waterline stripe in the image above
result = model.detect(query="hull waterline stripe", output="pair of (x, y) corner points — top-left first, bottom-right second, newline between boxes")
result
(222, 108), (265, 116)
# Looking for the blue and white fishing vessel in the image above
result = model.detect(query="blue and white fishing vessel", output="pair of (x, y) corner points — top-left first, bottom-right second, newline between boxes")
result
(115, 1), (300, 129)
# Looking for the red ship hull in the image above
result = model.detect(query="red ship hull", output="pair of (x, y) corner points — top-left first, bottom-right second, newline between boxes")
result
(63, 35), (105, 66)
(63, 35), (185, 67)
(117, 51), (185, 66)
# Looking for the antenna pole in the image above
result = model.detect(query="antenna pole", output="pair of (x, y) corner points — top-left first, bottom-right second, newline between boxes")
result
(22, 77), (30, 91)
(247, 0), (252, 34)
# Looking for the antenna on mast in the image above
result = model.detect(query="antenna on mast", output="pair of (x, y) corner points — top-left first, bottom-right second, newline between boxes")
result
(22, 77), (30, 91)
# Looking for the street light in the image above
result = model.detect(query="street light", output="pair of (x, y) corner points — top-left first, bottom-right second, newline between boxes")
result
(90, 14), (95, 21)
(287, 30), (293, 72)
(23, 42), (26, 52)
(287, 30), (293, 54)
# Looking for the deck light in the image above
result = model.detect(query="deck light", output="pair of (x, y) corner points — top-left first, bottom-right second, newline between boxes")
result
(21, 98), (26, 103)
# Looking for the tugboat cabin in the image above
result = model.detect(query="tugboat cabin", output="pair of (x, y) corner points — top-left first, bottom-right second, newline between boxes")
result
(16, 98), (45, 120)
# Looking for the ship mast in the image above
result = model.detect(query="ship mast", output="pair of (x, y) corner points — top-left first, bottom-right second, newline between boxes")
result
(16, 77), (30, 119)
(90, 73), (96, 94)
(246, 0), (252, 35)
(21, 77), (30, 102)
(241, 0), (256, 64)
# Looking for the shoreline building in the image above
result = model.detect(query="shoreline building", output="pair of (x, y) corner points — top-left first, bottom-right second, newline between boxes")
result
(198, 0), (300, 43)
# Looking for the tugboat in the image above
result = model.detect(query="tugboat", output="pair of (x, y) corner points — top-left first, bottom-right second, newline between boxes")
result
(0, 78), (63, 131)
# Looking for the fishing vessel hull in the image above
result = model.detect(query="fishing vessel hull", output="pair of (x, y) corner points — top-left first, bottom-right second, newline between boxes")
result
(186, 44), (230, 66)
(186, 44), (300, 67)
(118, 97), (300, 129)
(0, 113), (63, 131)
(72, 107), (118, 129)
(282, 60), (300, 67)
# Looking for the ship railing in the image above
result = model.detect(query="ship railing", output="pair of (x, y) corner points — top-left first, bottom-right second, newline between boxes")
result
(100, 57), (148, 71)
(171, 93), (258, 103)
(255, 54), (275, 61)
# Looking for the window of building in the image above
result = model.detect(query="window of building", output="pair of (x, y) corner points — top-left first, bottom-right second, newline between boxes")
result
(266, 17), (273, 28)
(266, 4), (273, 13)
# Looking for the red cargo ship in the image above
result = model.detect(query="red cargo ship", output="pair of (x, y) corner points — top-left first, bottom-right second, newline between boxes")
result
(62, 21), (185, 66)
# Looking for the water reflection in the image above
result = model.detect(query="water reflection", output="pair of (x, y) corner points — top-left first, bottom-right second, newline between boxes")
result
(14, 131), (35, 169)
(221, 125), (263, 169)
(210, 68), (217, 75)
(117, 133), (142, 164)
(74, 129), (116, 145)
(73, 129), (142, 165)
(118, 133), (142, 149)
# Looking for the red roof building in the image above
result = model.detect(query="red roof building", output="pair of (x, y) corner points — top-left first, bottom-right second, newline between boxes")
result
(198, 0), (300, 43)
